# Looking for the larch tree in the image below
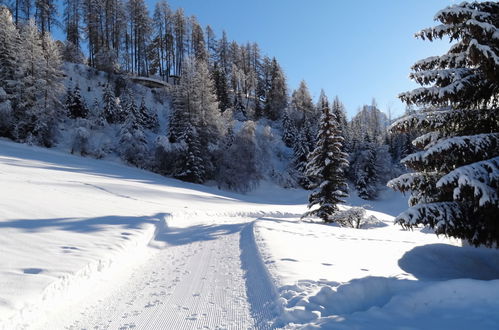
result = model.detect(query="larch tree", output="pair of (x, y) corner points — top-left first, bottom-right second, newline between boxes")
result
(264, 57), (287, 121)
(0, 6), (23, 138)
(62, 0), (83, 62)
(303, 98), (349, 222)
(388, 1), (499, 247)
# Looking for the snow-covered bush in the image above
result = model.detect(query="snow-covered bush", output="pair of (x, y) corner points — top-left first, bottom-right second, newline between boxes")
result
(71, 125), (90, 155)
(328, 207), (365, 229)
(326, 207), (384, 229)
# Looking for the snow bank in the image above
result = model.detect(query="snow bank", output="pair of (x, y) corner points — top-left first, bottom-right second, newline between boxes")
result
(254, 199), (499, 328)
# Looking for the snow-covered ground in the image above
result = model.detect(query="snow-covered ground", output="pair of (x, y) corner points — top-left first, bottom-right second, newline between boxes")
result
(1, 138), (499, 329)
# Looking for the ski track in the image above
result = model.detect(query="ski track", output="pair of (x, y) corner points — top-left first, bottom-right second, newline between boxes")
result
(41, 220), (276, 330)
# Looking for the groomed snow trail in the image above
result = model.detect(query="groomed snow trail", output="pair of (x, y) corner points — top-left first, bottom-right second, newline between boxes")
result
(40, 220), (276, 330)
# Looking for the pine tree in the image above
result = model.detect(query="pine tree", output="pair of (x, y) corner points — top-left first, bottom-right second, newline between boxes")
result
(303, 99), (349, 222)
(388, 1), (499, 247)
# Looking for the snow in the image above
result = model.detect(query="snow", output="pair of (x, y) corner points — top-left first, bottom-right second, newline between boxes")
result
(254, 188), (499, 328)
(1, 138), (499, 329)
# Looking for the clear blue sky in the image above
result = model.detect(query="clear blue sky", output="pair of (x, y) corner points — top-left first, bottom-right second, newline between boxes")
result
(150, 0), (454, 118)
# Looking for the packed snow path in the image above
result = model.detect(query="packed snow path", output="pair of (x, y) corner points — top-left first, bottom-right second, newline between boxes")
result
(40, 221), (276, 330)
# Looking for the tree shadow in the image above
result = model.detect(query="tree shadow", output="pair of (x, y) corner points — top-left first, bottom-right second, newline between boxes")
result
(398, 243), (499, 281)
(0, 213), (170, 233)
(153, 222), (246, 246)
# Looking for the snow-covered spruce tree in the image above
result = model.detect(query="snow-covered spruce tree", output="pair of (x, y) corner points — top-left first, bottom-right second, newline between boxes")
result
(354, 136), (392, 200)
(65, 85), (88, 119)
(281, 110), (296, 148)
(211, 63), (231, 112)
(303, 99), (349, 222)
(102, 84), (122, 124)
(388, 1), (499, 247)
(168, 88), (188, 143)
(292, 128), (313, 189)
(174, 124), (205, 184)
(88, 97), (106, 128)
(331, 96), (349, 151)
(138, 97), (159, 131)
(121, 89), (140, 123)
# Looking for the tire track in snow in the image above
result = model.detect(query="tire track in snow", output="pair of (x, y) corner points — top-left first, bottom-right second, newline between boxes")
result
(42, 220), (278, 329)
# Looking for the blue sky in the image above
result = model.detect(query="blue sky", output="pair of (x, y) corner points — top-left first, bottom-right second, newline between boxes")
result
(152, 0), (455, 118)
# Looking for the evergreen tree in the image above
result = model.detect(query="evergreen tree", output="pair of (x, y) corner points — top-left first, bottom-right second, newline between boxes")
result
(292, 128), (313, 189)
(388, 1), (499, 247)
(211, 63), (230, 112)
(168, 87), (188, 143)
(331, 96), (349, 151)
(174, 123), (205, 183)
(281, 110), (296, 148)
(138, 97), (158, 131)
(303, 99), (349, 222)
(102, 84), (122, 124)
(88, 97), (106, 128)
(65, 85), (88, 118)
(354, 136), (392, 200)
(122, 89), (140, 124)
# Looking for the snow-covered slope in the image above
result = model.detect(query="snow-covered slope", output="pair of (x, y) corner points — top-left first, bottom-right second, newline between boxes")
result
(2, 138), (499, 329)
(0, 138), (305, 329)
